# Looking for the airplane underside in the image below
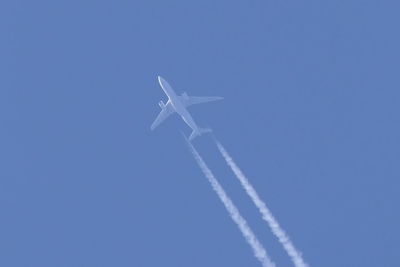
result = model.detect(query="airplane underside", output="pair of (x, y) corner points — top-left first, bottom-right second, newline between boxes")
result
(151, 76), (223, 141)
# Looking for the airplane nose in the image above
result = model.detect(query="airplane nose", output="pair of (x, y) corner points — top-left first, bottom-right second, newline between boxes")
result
(158, 76), (166, 87)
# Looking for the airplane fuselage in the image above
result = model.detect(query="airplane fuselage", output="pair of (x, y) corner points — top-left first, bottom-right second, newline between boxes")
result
(158, 76), (200, 133)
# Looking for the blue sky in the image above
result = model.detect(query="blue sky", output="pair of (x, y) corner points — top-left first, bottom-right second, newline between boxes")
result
(1, 0), (400, 266)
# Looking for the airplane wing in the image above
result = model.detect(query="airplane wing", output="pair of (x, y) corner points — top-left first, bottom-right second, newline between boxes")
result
(180, 95), (223, 107)
(150, 101), (175, 130)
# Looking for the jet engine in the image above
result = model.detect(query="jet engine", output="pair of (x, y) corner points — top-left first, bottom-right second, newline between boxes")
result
(158, 100), (166, 109)
(182, 92), (188, 99)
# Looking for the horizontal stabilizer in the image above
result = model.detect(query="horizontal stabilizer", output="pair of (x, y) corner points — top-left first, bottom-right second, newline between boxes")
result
(189, 128), (212, 141)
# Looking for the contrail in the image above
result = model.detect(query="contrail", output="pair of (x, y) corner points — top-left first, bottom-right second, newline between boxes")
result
(184, 138), (275, 267)
(215, 139), (308, 267)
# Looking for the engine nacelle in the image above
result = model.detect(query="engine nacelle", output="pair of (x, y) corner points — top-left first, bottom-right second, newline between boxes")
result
(158, 100), (166, 109)
(182, 92), (188, 99)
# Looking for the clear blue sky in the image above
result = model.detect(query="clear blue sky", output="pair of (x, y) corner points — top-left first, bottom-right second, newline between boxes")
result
(1, 1), (399, 266)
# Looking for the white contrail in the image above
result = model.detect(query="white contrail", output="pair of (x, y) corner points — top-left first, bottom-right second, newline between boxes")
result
(215, 140), (308, 267)
(185, 138), (275, 267)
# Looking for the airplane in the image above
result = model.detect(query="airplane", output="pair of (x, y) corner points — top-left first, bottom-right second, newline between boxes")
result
(151, 76), (223, 141)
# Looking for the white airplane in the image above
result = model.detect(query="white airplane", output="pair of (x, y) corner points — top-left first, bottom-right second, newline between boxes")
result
(151, 76), (223, 141)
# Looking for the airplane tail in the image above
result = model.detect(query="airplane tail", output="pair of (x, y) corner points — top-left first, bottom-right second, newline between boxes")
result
(189, 128), (212, 141)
